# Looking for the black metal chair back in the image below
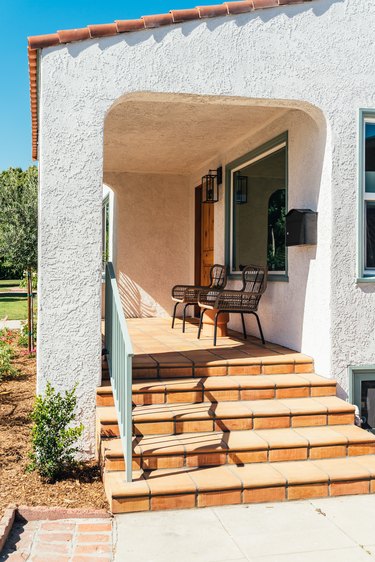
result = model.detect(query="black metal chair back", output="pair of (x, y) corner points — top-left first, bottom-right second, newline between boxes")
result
(209, 264), (227, 290)
(242, 265), (267, 298)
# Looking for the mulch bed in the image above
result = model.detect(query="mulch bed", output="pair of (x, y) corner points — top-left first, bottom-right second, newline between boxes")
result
(0, 335), (109, 518)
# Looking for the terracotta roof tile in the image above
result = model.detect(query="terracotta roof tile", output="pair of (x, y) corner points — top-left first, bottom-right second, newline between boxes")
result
(170, 8), (201, 22)
(197, 4), (229, 17)
(253, 0), (279, 8)
(115, 19), (146, 32)
(142, 13), (175, 28)
(88, 23), (119, 38)
(57, 28), (91, 43)
(27, 0), (313, 160)
(225, 2), (254, 14)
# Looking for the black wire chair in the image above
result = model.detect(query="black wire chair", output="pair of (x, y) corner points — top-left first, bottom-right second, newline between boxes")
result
(171, 264), (227, 333)
(197, 264), (268, 346)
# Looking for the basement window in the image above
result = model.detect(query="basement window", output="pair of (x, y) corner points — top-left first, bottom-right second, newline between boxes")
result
(349, 366), (375, 433)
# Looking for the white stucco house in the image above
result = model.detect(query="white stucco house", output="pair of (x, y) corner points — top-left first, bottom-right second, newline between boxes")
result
(27, 0), (375, 512)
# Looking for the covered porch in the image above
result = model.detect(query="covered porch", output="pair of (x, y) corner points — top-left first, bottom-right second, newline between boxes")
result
(102, 92), (327, 371)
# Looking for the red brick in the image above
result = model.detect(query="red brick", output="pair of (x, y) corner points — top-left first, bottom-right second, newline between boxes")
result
(74, 543), (112, 554)
(32, 553), (70, 562)
(77, 533), (111, 543)
(40, 523), (75, 532)
(77, 523), (112, 533)
(70, 555), (112, 562)
(38, 532), (72, 542)
(35, 541), (69, 553)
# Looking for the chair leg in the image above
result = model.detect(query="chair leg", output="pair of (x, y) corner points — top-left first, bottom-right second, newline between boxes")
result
(171, 302), (179, 329)
(198, 309), (206, 339)
(182, 304), (189, 333)
(213, 311), (221, 347)
(240, 313), (247, 340)
(252, 312), (265, 345)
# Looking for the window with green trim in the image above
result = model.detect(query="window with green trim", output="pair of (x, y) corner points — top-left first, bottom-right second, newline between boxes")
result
(102, 195), (110, 271)
(227, 137), (288, 276)
(359, 112), (375, 279)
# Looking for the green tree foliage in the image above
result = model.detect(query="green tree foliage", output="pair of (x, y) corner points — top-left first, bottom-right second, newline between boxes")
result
(0, 166), (38, 272)
(28, 382), (84, 481)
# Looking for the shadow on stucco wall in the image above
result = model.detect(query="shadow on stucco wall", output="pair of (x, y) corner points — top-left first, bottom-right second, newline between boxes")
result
(117, 272), (168, 318)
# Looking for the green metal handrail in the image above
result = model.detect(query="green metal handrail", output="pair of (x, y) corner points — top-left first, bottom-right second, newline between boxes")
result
(105, 262), (133, 482)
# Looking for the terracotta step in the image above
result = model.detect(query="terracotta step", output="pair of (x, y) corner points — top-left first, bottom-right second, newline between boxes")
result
(100, 425), (375, 471)
(131, 356), (314, 380)
(97, 397), (355, 437)
(97, 373), (336, 407)
(103, 454), (375, 513)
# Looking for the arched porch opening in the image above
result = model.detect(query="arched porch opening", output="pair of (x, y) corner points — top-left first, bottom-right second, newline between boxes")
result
(102, 92), (329, 368)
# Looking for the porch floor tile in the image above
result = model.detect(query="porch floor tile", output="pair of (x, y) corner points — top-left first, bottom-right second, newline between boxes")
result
(128, 318), (313, 377)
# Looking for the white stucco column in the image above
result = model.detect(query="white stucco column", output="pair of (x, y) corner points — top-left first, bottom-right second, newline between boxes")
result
(37, 50), (105, 456)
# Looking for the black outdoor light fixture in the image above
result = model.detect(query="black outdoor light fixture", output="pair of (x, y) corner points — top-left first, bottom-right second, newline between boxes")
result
(234, 173), (248, 204)
(202, 166), (222, 203)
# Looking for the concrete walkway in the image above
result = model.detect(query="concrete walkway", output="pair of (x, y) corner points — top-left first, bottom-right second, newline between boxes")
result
(0, 320), (22, 330)
(114, 495), (375, 562)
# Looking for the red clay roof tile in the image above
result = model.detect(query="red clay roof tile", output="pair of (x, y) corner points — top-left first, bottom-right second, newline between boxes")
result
(253, 0), (279, 8)
(197, 4), (229, 17)
(115, 19), (146, 32)
(57, 28), (91, 43)
(88, 23), (119, 38)
(225, 2), (254, 14)
(28, 33), (60, 49)
(170, 8), (201, 22)
(27, 0), (313, 160)
(142, 13), (175, 28)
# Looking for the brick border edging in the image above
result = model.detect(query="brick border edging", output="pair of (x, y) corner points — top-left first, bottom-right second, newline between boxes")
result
(0, 505), (111, 554)
(16, 506), (111, 521)
(0, 506), (17, 553)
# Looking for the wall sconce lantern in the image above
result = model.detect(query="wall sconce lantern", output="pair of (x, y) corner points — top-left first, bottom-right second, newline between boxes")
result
(202, 167), (222, 203)
(235, 173), (248, 204)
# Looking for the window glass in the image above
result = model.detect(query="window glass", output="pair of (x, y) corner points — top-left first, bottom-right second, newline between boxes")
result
(102, 197), (110, 270)
(366, 202), (375, 269)
(232, 146), (286, 273)
(366, 122), (375, 193)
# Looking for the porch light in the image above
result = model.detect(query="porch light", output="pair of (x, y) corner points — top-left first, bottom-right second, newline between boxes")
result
(202, 167), (222, 204)
(235, 173), (248, 204)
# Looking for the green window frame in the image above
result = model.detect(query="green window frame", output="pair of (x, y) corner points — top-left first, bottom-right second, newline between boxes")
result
(349, 365), (375, 433)
(225, 132), (289, 281)
(102, 194), (111, 274)
(357, 109), (375, 282)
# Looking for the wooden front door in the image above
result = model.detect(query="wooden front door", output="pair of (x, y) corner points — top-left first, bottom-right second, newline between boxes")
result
(201, 201), (214, 286)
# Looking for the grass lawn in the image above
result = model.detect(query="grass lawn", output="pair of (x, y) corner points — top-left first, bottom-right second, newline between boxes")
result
(0, 296), (35, 320)
(0, 279), (21, 292)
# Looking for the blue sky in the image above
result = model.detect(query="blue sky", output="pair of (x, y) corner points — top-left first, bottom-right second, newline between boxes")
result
(0, 0), (199, 171)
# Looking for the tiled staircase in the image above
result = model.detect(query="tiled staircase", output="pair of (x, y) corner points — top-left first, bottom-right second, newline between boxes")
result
(97, 356), (375, 514)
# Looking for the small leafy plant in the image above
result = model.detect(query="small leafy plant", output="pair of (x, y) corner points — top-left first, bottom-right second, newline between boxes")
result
(0, 344), (16, 381)
(28, 382), (84, 481)
(18, 321), (37, 349)
(0, 330), (17, 381)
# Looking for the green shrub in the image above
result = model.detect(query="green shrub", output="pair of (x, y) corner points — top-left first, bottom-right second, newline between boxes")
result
(18, 321), (37, 348)
(27, 382), (84, 481)
(19, 271), (38, 291)
(0, 343), (16, 381)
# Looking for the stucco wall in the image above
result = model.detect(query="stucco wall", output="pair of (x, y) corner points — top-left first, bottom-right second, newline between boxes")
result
(38, 0), (375, 452)
(104, 172), (193, 317)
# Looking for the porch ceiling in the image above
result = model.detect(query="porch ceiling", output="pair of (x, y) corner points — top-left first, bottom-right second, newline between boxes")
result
(103, 98), (288, 174)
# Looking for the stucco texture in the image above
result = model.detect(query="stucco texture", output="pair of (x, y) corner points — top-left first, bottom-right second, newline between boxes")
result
(104, 172), (193, 317)
(38, 0), (375, 452)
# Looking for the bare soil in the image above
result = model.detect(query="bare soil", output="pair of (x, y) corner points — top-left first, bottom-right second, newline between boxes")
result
(0, 337), (109, 517)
